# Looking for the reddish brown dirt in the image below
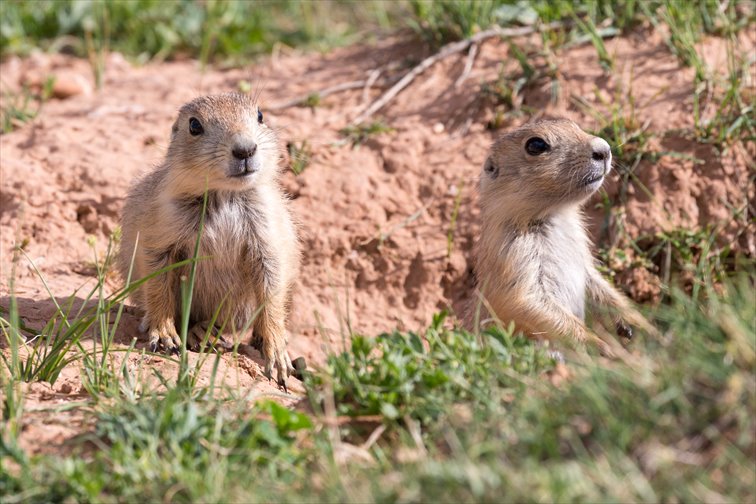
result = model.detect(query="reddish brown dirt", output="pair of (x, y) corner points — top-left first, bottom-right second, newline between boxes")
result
(1, 27), (754, 455)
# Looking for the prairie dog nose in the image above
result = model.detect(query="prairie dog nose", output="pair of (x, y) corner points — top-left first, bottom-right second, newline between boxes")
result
(232, 141), (257, 160)
(590, 137), (611, 162)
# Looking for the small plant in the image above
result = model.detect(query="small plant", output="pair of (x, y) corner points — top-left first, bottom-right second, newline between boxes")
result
(656, 0), (731, 78)
(407, 0), (543, 48)
(1, 257), (24, 442)
(0, 78), (53, 134)
(0, 242), (93, 386)
(79, 231), (134, 397)
(0, 233), (204, 395)
(638, 226), (740, 298)
(572, 11), (615, 71)
(693, 36), (755, 146)
(408, 0), (499, 47)
(287, 140), (312, 175)
(310, 312), (554, 427)
(339, 121), (393, 147)
(82, 1), (109, 90)
(302, 93), (321, 109)
(482, 43), (558, 129)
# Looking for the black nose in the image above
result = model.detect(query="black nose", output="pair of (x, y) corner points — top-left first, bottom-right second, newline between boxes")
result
(592, 144), (610, 161)
(232, 143), (257, 160)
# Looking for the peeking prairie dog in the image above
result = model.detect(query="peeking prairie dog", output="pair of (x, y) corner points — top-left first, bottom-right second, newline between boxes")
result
(118, 93), (300, 386)
(474, 118), (653, 355)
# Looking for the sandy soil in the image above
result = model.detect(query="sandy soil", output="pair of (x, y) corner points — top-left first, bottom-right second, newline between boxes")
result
(1, 27), (753, 454)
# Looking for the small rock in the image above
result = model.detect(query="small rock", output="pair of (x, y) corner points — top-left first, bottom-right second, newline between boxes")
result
(445, 250), (467, 275)
(107, 51), (130, 70)
(432, 122), (445, 134)
(52, 73), (92, 99)
(292, 357), (307, 381)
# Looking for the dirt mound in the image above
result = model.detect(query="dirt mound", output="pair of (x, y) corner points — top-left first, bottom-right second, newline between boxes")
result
(1, 28), (754, 452)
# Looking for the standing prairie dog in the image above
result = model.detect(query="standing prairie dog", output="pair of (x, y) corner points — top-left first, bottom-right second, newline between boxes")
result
(118, 93), (299, 386)
(475, 118), (653, 355)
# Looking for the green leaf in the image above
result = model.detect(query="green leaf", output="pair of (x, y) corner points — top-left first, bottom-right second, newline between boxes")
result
(380, 402), (400, 420)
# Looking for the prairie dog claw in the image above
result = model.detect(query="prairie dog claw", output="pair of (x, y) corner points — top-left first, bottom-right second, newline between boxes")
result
(147, 320), (181, 354)
(262, 343), (295, 392)
(616, 320), (634, 340)
(187, 321), (233, 352)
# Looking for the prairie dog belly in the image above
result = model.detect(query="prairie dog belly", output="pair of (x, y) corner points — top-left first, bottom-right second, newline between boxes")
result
(189, 253), (258, 329)
(186, 204), (261, 328)
(540, 214), (589, 319)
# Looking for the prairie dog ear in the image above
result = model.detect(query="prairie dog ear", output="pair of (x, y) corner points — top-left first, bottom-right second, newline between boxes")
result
(170, 119), (180, 140)
(483, 156), (499, 179)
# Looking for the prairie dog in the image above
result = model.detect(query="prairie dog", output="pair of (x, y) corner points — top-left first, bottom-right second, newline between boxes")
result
(118, 93), (300, 385)
(475, 118), (651, 355)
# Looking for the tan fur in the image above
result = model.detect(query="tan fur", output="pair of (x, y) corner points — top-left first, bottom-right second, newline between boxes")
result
(118, 93), (300, 385)
(474, 118), (654, 355)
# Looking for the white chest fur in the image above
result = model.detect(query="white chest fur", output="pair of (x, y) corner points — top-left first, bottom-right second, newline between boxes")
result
(539, 212), (589, 319)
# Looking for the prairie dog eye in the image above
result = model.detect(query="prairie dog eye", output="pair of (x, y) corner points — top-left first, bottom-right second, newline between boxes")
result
(257, 109), (263, 124)
(525, 137), (549, 156)
(189, 117), (204, 136)
(483, 157), (499, 178)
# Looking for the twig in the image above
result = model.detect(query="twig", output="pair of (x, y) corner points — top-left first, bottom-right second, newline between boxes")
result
(269, 80), (367, 110)
(360, 424), (387, 450)
(454, 42), (479, 88)
(453, 117), (474, 138)
(362, 69), (382, 106)
(352, 23), (562, 124)
(252, 412), (383, 427)
(318, 414), (384, 426)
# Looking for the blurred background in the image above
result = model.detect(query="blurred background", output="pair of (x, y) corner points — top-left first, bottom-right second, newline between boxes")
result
(3, 0), (753, 65)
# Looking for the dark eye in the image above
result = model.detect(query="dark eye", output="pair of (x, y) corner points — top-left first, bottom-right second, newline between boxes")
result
(525, 137), (549, 156)
(257, 109), (263, 124)
(188, 117), (204, 136)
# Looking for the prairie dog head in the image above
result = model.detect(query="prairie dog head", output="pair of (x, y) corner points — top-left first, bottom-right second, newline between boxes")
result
(165, 93), (279, 194)
(480, 118), (612, 222)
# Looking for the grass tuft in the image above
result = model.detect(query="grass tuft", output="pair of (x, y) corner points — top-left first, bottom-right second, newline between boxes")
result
(311, 312), (555, 427)
(339, 121), (394, 147)
(287, 140), (312, 175)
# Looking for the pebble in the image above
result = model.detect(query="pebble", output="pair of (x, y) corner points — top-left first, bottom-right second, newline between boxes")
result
(51, 73), (93, 99)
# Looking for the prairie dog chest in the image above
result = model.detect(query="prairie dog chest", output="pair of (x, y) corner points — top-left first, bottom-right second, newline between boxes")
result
(171, 193), (266, 270)
(538, 214), (590, 319)
(207, 195), (268, 262)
